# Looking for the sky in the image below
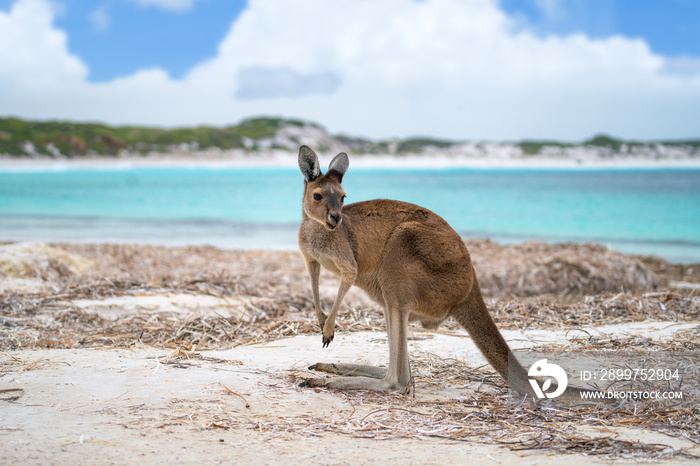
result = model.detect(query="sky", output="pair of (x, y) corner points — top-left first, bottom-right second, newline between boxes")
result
(1, 0), (699, 142)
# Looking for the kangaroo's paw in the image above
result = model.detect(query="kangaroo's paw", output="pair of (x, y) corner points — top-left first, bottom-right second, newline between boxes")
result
(299, 377), (328, 389)
(321, 318), (335, 347)
(308, 363), (332, 373)
(300, 375), (413, 392)
(322, 331), (334, 347)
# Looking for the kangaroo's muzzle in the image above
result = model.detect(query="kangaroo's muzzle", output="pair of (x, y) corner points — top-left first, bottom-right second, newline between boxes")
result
(326, 212), (342, 230)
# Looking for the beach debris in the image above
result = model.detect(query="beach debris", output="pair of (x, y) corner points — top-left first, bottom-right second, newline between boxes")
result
(1, 241), (699, 460)
(0, 388), (25, 401)
(0, 242), (93, 293)
(176, 346), (700, 460)
(466, 239), (659, 297)
(1, 242), (697, 353)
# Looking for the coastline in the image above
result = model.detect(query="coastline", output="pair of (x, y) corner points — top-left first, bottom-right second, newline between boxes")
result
(2, 156), (699, 262)
(2, 151), (700, 171)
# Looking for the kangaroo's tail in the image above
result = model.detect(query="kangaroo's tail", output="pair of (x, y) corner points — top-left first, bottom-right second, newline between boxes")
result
(452, 270), (602, 402)
(451, 277), (534, 396)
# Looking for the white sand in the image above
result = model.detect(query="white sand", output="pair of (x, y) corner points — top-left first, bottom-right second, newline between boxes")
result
(2, 150), (700, 171)
(2, 318), (698, 464)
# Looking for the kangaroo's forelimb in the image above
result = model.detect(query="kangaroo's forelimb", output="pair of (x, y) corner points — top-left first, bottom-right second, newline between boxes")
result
(321, 275), (353, 346)
(306, 259), (326, 328)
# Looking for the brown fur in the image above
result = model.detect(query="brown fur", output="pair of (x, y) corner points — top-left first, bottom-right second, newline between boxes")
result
(297, 145), (562, 397)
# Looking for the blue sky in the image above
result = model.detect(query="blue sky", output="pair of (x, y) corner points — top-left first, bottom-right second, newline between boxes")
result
(1, 0), (699, 141)
(53, 1), (246, 82)
(503, 0), (700, 56)
(3, 0), (697, 83)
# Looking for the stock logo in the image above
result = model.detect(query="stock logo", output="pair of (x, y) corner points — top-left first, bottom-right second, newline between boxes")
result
(528, 359), (568, 399)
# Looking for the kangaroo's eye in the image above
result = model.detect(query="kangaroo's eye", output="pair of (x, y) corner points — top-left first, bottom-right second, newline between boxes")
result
(313, 193), (322, 201)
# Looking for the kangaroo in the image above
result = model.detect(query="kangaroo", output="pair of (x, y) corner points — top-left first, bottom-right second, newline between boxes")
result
(297, 145), (582, 399)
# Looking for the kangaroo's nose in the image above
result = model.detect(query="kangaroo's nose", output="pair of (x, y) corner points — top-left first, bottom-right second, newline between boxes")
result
(329, 212), (342, 226)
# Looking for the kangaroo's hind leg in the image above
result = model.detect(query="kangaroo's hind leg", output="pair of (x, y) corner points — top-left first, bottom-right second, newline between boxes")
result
(301, 302), (412, 393)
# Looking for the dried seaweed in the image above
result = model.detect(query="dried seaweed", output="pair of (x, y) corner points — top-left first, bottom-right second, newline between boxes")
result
(2, 241), (699, 460)
(1, 240), (684, 300)
(1, 241), (698, 350)
(142, 347), (699, 461)
(465, 239), (661, 297)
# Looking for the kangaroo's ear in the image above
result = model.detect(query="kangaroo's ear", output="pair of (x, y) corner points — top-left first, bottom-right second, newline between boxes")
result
(298, 145), (321, 182)
(327, 152), (349, 182)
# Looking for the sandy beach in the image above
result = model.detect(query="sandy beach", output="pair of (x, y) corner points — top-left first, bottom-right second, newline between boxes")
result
(1, 240), (699, 464)
(3, 150), (700, 171)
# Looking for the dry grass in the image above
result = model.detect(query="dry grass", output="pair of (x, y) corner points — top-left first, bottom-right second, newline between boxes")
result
(2, 241), (700, 459)
(1, 241), (698, 351)
(3, 286), (699, 351)
(465, 239), (662, 298)
(2, 239), (677, 299)
(487, 291), (700, 330)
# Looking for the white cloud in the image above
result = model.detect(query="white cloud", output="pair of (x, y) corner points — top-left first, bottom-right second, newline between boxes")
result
(663, 56), (700, 76)
(235, 66), (342, 100)
(0, 0), (87, 89)
(127, 0), (200, 12)
(0, 0), (699, 141)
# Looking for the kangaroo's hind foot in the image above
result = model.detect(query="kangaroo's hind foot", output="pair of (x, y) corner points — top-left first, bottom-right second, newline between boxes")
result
(309, 362), (387, 378)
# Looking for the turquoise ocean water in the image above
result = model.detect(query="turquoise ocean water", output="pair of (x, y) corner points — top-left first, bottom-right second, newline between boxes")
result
(1, 166), (699, 263)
